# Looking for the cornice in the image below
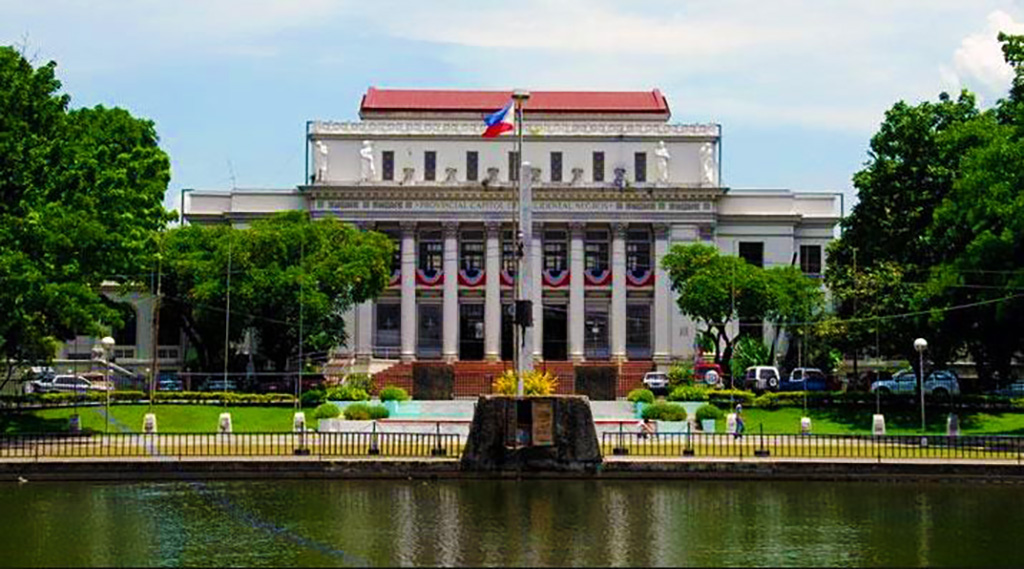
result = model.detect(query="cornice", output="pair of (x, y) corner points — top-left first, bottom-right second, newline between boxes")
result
(304, 185), (725, 202)
(310, 120), (719, 139)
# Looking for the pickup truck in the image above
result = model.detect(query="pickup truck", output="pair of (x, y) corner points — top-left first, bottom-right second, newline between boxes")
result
(779, 368), (828, 392)
(870, 369), (960, 397)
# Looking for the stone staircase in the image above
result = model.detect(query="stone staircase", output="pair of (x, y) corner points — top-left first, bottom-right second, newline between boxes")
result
(371, 362), (414, 394)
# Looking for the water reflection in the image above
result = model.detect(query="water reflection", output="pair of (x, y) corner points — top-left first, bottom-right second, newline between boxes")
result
(0, 479), (1020, 567)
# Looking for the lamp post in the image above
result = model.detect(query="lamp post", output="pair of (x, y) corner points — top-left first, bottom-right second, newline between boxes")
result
(914, 338), (928, 433)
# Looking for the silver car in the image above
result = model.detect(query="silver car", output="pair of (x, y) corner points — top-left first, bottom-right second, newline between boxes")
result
(870, 369), (960, 397)
(31, 375), (110, 393)
(642, 371), (669, 394)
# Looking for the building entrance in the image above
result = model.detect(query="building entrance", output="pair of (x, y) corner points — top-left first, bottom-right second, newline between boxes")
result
(459, 304), (484, 360)
(543, 304), (568, 361)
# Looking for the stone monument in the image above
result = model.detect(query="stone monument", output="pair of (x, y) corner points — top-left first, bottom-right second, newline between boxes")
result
(460, 395), (602, 473)
(654, 141), (670, 184)
(359, 140), (375, 181)
(699, 142), (716, 187)
(315, 141), (329, 183)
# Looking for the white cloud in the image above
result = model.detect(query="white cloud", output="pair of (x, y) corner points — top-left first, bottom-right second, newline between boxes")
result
(949, 9), (1024, 95)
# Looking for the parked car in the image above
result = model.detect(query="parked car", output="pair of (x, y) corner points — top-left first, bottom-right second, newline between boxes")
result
(743, 366), (781, 392)
(31, 374), (111, 394)
(988, 380), (1024, 398)
(694, 362), (725, 387)
(870, 368), (960, 397)
(780, 368), (828, 392)
(201, 378), (238, 392)
(157, 377), (183, 391)
(642, 371), (669, 395)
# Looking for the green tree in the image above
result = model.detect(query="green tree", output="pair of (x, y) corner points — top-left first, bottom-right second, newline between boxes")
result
(661, 243), (772, 374)
(159, 212), (393, 374)
(0, 47), (172, 388)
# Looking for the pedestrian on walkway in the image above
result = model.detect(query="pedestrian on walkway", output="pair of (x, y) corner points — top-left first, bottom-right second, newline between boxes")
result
(734, 403), (745, 439)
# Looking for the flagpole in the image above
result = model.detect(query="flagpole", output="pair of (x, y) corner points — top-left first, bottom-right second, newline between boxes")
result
(512, 90), (530, 397)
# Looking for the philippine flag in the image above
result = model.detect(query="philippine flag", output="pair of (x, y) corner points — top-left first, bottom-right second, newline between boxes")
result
(482, 101), (515, 138)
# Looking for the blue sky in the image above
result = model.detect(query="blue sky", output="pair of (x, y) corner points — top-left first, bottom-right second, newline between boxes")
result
(4, 0), (1024, 214)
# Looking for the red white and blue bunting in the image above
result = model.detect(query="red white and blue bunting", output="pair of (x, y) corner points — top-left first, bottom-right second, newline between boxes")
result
(584, 268), (611, 287)
(500, 270), (515, 287)
(388, 270), (401, 287)
(458, 268), (486, 287)
(626, 268), (654, 287)
(416, 268), (443, 287)
(543, 268), (570, 288)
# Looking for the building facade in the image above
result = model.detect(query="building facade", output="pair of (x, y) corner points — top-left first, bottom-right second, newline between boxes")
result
(181, 88), (839, 372)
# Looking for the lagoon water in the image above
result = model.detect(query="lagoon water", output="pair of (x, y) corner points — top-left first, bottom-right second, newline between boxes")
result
(0, 478), (1018, 567)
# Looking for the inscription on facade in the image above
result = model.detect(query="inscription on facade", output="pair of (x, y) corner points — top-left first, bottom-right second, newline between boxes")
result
(316, 199), (712, 213)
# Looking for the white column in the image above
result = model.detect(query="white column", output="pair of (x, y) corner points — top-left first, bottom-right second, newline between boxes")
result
(484, 222), (502, 361)
(569, 222), (585, 362)
(340, 307), (356, 358)
(653, 224), (671, 365)
(442, 222), (459, 363)
(610, 223), (627, 361)
(356, 302), (373, 362)
(400, 222), (417, 362)
(531, 223), (544, 361)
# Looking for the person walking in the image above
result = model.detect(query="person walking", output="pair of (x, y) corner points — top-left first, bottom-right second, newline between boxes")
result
(734, 403), (745, 439)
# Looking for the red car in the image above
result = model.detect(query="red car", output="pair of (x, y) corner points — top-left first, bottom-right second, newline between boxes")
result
(694, 363), (725, 387)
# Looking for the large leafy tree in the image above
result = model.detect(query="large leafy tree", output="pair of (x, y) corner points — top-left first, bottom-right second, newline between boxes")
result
(0, 47), (172, 387)
(159, 211), (393, 376)
(662, 243), (822, 375)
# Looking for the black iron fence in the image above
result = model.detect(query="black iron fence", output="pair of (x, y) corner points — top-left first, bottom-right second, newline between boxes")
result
(0, 431), (461, 459)
(602, 430), (1024, 461)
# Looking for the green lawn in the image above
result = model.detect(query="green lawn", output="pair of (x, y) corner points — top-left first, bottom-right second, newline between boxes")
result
(1, 404), (300, 434)
(732, 407), (1024, 436)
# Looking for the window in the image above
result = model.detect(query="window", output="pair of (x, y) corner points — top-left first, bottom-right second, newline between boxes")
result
(382, 151), (394, 181)
(800, 244), (822, 275)
(584, 230), (609, 272)
(424, 151), (436, 181)
(626, 229), (651, 272)
(584, 304), (609, 359)
(543, 230), (568, 272)
(634, 152), (647, 183)
(502, 231), (517, 276)
(508, 151), (520, 182)
(157, 306), (181, 346)
(466, 151), (478, 182)
(592, 152), (605, 182)
(375, 303), (401, 353)
(550, 152), (563, 182)
(381, 229), (401, 274)
(419, 231), (443, 272)
(626, 303), (651, 359)
(461, 237), (484, 271)
(738, 242), (764, 268)
(112, 304), (137, 346)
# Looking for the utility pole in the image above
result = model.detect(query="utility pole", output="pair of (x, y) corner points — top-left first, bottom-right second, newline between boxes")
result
(852, 248), (858, 385)
(149, 251), (162, 410)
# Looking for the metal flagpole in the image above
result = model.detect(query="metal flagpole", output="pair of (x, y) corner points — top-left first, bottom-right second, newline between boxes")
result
(223, 239), (232, 406)
(512, 90), (531, 397)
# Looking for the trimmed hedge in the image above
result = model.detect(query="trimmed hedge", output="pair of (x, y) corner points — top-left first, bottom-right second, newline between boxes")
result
(379, 385), (411, 402)
(707, 389), (756, 407)
(311, 402), (341, 420)
(300, 389), (327, 407)
(695, 403), (724, 422)
(667, 385), (710, 402)
(343, 403), (390, 420)
(627, 389), (655, 404)
(326, 385), (370, 401)
(641, 401), (688, 422)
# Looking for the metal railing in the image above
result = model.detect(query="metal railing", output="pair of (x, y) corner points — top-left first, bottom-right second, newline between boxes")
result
(602, 429), (1024, 461)
(0, 431), (462, 460)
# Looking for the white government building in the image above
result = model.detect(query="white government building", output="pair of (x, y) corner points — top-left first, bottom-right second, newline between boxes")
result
(180, 88), (840, 374)
(57, 88), (838, 380)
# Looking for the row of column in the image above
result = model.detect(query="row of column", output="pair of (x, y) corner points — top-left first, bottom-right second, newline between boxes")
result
(355, 221), (675, 363)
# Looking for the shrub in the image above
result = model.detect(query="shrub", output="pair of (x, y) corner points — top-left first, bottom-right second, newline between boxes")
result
(378, 385), (410, 401)
(730, 336), (772, 380)
(343, 373), (375, 394)
(707, 389), (755, 407)
(695, 403), (724, 422)
(300, 389), (326, 407)
(343, 402), (390, 420)
(311, 402), (341, 420)
(627, 388), (655, 404)
(667, 365), (694, 387)
(327, 385), (370, 401)
(668, 385), (709, 402)
(492, 370), (558, 396)
(641, 401), (687, 422)
(753, 393), (780, 410)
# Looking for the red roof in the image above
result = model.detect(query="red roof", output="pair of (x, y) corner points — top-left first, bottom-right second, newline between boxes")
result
(360, 88), (670, 116)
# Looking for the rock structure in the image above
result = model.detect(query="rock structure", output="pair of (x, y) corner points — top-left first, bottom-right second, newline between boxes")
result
(460, 395), (602, 473)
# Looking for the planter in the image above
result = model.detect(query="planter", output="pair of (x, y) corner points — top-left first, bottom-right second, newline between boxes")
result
(701, 419), (716, 433)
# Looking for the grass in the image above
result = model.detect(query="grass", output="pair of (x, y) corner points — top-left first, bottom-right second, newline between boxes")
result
(728, 407), (1024, 436)
(2, 404), (300, 434)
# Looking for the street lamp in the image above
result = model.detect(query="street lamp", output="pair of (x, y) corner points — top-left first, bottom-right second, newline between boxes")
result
(914, 338), (928, 433)
(101, 336), (115, 435)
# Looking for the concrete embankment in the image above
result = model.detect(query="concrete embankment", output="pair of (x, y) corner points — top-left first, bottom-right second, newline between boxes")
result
(4, 456), (1024, 483)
